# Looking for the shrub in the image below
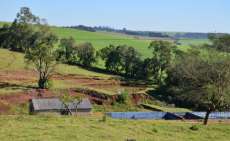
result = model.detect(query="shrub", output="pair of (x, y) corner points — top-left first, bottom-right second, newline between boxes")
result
(190, 125), (199, 131)
(44, 80), (53, 89)
(116, 90), (129, 104)
(152, 128), (158, 133)
(102, 114), (107, 122)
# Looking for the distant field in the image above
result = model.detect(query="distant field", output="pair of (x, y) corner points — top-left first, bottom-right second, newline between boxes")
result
(51, 27), (211, 62)
(0, 21), (210, 60)
(0, 115), (229, 141)
(51, 27), (152, 58)
(179, 38), (210, 46)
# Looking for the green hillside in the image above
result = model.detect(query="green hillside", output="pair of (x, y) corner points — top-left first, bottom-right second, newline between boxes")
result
(51, 27), (152, 57)
(0, 21), (209, 60)
(0, 49), (110, 78)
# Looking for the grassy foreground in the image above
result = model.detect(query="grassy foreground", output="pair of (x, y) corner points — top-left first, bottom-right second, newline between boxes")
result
(0, 115), (229, 141)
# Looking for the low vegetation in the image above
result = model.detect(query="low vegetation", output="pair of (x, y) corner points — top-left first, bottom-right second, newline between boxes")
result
(0, 115), (230, 141)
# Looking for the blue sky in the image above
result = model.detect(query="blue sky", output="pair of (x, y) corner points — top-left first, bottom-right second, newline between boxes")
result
(0, 0), (229, 33)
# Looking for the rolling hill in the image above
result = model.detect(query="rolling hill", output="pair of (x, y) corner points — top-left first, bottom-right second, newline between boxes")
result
(1, 21), (210, 59)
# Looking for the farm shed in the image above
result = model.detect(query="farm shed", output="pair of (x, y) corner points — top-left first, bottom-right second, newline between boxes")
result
(29, 98), (92, 115)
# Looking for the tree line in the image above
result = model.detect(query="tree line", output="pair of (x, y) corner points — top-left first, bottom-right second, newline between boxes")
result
(0, 7), (175, 84)
(0, 7), (230, 124)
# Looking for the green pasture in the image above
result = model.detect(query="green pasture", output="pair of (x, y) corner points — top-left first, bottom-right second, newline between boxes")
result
(0, 115), (229, 141)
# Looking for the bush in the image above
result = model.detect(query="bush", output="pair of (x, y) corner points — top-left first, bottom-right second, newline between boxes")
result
(190, 125), (199, 131)
(152, 128), (158, 133)
(102, 114), (107, 122)
(45, 80), (53, 89)
(116, 90), (129, 104)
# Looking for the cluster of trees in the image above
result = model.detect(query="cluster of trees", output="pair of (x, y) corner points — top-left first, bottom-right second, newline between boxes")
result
(65, 25), (96, 32)
(98, 45), (141, 77)
(97, 41), (175, 81)
(0, 7), (177, 88)
(0, 7), (59, 89)
(56, 37), (96, 67)
(165, 34), (230, 125)
(0, 7), (97, 88)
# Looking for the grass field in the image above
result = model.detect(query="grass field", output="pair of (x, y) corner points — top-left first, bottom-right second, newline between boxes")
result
(0, 48), (111, 78)
(179, 39), (210, 46)
(0, 115), (229, 141)
(51, 27), (153, 59)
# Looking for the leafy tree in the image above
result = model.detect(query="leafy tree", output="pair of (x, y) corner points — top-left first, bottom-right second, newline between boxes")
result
(99, 44), (142, 76)
(167, 50), (230, 125)
(7, 21), (34, 52)
(148, 40), (175, 85)
(77, 42), (96, 67)
(120, 46), (141, 77)
(15, 7), (40, 24)
(208, 34), (230, 53)
(0, 24), (11, 48)
(98, 45), (123, 73)
(2, 7), (39, 52)
(117, 90), (129, 104)
(57, 37), (77, 64)
(25, 25), (58, 89)
(138, 58), (155, 80)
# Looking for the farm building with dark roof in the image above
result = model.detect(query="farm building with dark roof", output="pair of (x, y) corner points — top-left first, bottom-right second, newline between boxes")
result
(29, 98), (92, 115)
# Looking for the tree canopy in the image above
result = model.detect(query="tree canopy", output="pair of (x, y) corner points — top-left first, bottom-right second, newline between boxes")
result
(57, 37), (78, 64)
(77, 42), (96, 67)
(148, 40), (175, 85)
(167, 49), (230, 124)
(25, 25), (58, 89)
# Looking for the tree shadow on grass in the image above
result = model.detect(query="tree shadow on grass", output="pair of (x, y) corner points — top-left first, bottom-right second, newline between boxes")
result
(0, 82), (37, 91)
(146, 86), (175, 105)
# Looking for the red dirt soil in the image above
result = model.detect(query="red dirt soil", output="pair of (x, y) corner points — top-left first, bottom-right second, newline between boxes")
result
(0, 70), (148, 114)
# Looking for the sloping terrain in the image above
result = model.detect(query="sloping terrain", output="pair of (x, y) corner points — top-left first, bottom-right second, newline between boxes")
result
(0, 22), (209, 114)
(0, 48), (150, 113)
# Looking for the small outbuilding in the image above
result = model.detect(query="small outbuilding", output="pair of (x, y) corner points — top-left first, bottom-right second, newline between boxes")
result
(29, 98), (92, 115)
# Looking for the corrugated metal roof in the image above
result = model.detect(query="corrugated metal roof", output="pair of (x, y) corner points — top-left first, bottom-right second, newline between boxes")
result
(32, 98), (63, 111)
(77, 98), (92, 109)
(66, 98), (92, 109)
(31, 98), (92, 111)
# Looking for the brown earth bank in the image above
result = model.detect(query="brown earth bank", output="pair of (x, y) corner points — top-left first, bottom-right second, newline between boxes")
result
(0, 70), (147, 94)
(0, 88), (149, 114)
(0, 70), (150, 114)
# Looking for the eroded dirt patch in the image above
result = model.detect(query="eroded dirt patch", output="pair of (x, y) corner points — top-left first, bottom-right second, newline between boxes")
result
(0, 70), (37, 82)
(0, 70), (149, 114)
